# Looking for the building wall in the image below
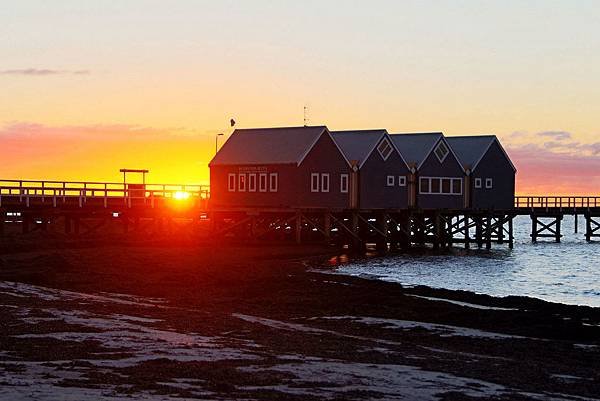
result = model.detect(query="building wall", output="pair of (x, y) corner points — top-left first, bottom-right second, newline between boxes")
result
(209, 163), (298, 208)
(359, 142), (410, 209)
(209, 132), (350, 209)
(470, 141), (515, 210)
(296, 133), (350, 209)
(416, 141), (465, 210)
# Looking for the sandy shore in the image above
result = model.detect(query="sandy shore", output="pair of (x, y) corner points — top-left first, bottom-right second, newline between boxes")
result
(1, 241), (599, 400)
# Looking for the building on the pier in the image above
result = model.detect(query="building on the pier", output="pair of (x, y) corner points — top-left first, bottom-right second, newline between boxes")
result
(209, 126), (352, 209)
(331, 129), (410, 209)
(390, 132), (466, 210)
(446, 135), (516, 210)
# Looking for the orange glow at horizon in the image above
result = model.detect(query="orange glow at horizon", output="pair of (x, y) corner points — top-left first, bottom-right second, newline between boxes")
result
(2, 122), (600, 196)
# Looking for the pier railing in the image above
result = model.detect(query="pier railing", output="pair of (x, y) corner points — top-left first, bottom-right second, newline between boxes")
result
(0, 179), (210, 208)
(515, 196), (600, 210)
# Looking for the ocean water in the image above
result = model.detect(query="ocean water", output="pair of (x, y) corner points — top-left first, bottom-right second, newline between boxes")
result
(335, 215), (600, 307)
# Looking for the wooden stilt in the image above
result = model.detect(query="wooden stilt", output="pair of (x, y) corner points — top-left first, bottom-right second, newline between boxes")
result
(295, 213), (302, 244)
(376, 213), (388, 252)
(508, 216), (514, 249)
(324, 213), (331, 243)
(485, 215), (492, 249)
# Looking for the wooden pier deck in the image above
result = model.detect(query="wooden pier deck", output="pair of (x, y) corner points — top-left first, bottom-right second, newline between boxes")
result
(1, 179), (600, 248)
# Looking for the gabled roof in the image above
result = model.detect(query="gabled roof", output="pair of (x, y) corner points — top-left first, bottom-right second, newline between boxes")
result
(390, 132), (466, 173)
(331, 129), (409, 169)
(389, 132), (443, 168)
(209, 126), (345, 166)
(446, 135), (516, 172)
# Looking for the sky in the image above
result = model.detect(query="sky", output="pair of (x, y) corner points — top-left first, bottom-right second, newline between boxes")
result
(1, 0), (600, 193)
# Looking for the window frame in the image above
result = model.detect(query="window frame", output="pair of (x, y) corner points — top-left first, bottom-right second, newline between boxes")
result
(474, 178), (482, 189)
(228, 173), (236, 192)
(485, 178), (493, 189)
(386, 175), (395, 186)
(259, 173), (268, 192)
(311, 173), (320, 192)
(419, 177), (462, 195)
(340, 174), (349, 193)
(238, 173), (246, 192)
(321, 173), (330, 193)
(269, 173), (278, 192)
(377, 138), (393, 161)
(433, 141), (450, 163)
(398, 176), (407, 187)
(248, 173), (257, 192)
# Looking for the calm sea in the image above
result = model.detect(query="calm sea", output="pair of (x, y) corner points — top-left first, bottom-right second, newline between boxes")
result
(334, 215), (600, 307)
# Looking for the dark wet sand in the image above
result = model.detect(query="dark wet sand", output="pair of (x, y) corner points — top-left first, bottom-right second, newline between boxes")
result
(1, 240), (599, 400)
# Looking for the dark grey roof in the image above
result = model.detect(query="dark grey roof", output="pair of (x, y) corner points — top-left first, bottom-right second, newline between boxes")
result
(446, 136), (496, 170)
(209, 126), (328, 166)
(331, 130), (387, 166)
(446, 135), (516, 172)
(389, 132), (443, 166)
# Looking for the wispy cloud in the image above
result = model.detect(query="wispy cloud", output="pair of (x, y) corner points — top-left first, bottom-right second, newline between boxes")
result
(0, 68), (90, 76)
(537, 131), (572, 141)
(502, 130), (600, 194)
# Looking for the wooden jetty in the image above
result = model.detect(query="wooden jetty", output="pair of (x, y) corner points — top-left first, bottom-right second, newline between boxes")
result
(1, 178), (599, 249)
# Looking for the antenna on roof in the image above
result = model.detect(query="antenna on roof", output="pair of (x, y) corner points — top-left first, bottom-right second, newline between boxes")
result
(303, 105), (309, 127)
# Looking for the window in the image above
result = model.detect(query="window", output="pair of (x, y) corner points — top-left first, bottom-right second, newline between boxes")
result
(321, 173), (330, 192)
(228, 174), (236, 192)
(420, 177), (430, 193)
(311, 173), (320, 192)
(474, 178), (482, 189)
(452, 178), (462, 194)
(269, 173), (278, 192)
(434, 141), (449, 163)
(238, 174), (246, 192)
(441, 178), (451, 194)
(398, 176), (407, 186)
(431, 178), (440, 193)
(248, 173), (256, 192)
(485, 178), (493, 189)
(259, 173), (267, 192)
(340, 174), (349, 193)
(377, 138), (393, 161)
(386, 175), (395, 186)
(419, 177), (462, 195)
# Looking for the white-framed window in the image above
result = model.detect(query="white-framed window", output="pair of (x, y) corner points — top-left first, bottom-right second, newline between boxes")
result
(228, 173), (236, 192)
(485, 178), (493, 189)
(311, 173), (320, 192)
(386, 175), (395, 186)
(419, 177), (462, 195)
(377, 138), (393, 161)
(248, 173), (257, 192)
(474, 178), (482, 189)
(398, 176), (407, 186)
(434, 141), (449, 163)
(238, 173), (246, 192)
(269, 173), (278, 192)
(452, 178), (462, 194)
(321, 173), (330, 193)
(259, 173), (268, 192)
(340, 174), (349, 193)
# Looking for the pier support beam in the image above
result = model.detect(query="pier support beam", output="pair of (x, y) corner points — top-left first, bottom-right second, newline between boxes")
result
(585, 213), (600, 242)
(530, 214), (563, 243)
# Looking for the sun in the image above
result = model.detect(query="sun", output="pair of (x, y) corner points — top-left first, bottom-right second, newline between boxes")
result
(173, 191), (191, 200)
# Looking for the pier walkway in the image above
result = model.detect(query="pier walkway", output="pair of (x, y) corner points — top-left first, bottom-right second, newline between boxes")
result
(1, 179), (599, 248)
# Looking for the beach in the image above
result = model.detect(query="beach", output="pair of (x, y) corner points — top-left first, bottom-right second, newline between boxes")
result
(1, 240), (599, 400)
